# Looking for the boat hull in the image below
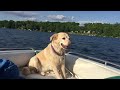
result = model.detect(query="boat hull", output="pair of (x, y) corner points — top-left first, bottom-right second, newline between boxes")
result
(0, 50), (120, 79)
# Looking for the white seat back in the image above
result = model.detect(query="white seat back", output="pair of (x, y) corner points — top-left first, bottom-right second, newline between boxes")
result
(0, 50), (35, 67)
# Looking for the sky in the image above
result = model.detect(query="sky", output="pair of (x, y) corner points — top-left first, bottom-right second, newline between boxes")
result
(0, 11), (120, 24)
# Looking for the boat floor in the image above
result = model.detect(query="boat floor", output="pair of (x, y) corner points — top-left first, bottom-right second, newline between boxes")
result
(19, 68), (77, 79)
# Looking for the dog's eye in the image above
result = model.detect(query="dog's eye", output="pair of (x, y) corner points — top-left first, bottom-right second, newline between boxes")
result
(62, 38), (65, 40)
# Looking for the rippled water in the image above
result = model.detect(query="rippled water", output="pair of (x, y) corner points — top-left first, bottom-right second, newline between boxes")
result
(0, 28), (120, 65)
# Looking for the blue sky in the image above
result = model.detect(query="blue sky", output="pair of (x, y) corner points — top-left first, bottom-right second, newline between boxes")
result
(0, 11), (120, 24)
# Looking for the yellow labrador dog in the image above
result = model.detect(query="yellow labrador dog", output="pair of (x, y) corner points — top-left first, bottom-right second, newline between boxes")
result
(22, 32), (71, 79)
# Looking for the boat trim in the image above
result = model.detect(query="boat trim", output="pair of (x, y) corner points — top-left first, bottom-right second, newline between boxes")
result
(67, 52), (120, 70)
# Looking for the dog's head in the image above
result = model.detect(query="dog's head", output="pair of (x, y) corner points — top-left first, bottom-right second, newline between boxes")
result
(50, 32), (71, 49)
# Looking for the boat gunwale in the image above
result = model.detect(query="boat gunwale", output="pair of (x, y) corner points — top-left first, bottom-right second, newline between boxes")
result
(67, 52), (120, 68)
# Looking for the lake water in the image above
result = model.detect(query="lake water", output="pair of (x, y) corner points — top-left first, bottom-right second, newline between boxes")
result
(0, 28), (120, 65)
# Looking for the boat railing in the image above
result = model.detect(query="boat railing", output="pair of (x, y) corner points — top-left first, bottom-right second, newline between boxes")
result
(67, 52), (120, 70)
(0, 48), (120, 70)
(0, 48), (34, 51)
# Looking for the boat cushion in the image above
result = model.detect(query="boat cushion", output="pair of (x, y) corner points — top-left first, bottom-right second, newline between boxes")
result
(0, 59), (24, 79)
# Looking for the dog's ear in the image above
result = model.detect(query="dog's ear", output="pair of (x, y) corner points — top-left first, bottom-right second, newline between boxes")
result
(50, 33), (58, 41)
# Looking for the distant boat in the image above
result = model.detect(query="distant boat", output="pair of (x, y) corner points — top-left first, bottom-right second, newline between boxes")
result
(0, 48), (120, 79)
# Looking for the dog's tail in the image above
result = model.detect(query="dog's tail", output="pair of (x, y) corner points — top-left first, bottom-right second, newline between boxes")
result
(22, 66), (38, 76)
(21, 67), (31, 76)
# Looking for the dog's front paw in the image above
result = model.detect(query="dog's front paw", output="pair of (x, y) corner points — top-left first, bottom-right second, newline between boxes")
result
(40, 72), (45, 76)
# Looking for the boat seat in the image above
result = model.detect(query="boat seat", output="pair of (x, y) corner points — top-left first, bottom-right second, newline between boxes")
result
(0, 50), (35, 67)
(0, 50), (77, 79)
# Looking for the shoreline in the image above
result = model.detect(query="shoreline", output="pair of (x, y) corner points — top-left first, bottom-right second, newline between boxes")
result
(1, 28), (120, 39)
(68, 32), (120, 39)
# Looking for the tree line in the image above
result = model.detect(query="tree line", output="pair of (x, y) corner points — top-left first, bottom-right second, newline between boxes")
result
(0, 20), (120, 38)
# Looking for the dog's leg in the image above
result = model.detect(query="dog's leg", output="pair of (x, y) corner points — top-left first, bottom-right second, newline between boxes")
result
(31, 57), (45, 75)
(52, 65), (63, 79)
(61, 64), (66, 79)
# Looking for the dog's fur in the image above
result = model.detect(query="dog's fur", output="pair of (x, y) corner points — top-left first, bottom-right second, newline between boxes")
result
(22, 32), (71, 79)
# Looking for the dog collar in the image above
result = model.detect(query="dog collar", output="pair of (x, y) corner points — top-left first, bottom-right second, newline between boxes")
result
(51, 44), (64, 56)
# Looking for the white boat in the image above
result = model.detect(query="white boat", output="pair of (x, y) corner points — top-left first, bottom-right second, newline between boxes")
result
(0, 48), (120, 79)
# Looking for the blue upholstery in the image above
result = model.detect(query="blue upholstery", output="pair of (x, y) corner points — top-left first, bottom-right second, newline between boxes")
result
(0, 59), (24, 79)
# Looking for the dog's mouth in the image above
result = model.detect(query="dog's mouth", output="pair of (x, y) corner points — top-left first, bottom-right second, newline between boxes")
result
(61, 43), (68, 49)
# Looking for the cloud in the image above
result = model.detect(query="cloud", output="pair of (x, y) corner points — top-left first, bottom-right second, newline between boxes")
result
(47, 15), (66, 21)
(3, 11), (37, 17)
(2, 11), (39, 21)
(45, 20), (49, 22)
(71, 16), (75, 20)
(23, 17), (37, 21)
(47, 15), (76, 22)
(2, 12), (76, 22)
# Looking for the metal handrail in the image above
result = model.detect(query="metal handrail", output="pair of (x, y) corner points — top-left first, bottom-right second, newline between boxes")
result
(0, 48), (120, 69)
(67, 52), (120, 69)
(0, 48), (33, 51)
